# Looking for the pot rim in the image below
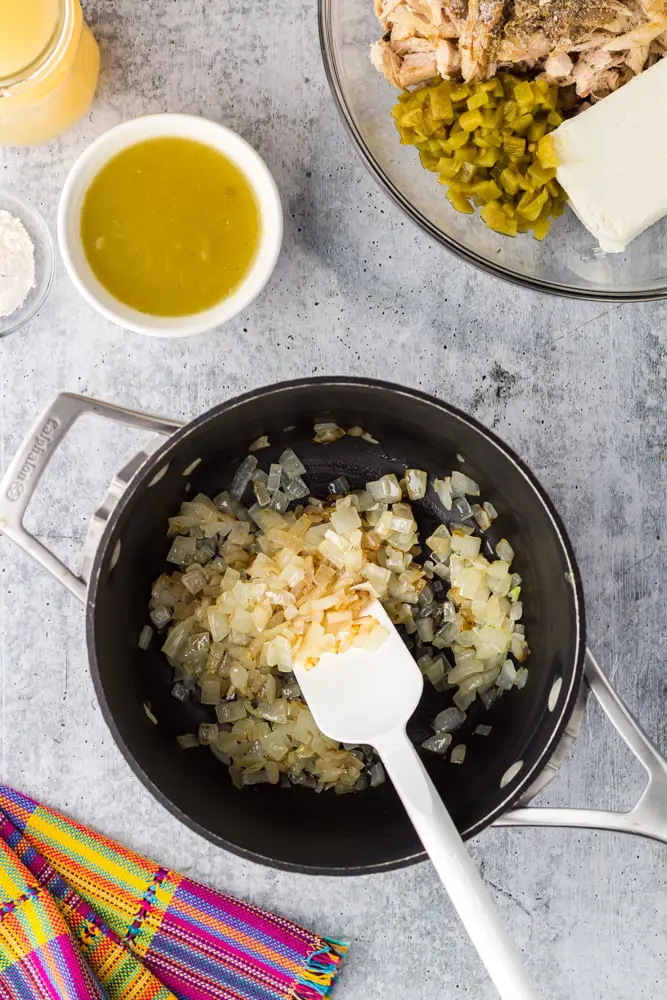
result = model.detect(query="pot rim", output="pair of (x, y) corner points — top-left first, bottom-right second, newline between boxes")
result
(85, 377), (586, 875)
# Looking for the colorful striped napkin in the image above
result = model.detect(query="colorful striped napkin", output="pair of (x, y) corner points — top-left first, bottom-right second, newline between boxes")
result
(0, 785), (347, 1000)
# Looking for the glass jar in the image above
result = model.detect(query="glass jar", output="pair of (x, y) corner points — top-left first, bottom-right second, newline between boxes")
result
(0, 0), (100, 147)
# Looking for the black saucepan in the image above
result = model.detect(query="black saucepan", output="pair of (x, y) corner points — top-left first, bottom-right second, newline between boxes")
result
(0, 378), (586, 874)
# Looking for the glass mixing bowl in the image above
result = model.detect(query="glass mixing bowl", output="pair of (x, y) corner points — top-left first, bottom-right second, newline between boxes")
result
(319, 0), (667, 301)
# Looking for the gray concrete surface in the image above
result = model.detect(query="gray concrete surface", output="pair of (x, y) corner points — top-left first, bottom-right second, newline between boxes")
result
(1, 2), (667, 997)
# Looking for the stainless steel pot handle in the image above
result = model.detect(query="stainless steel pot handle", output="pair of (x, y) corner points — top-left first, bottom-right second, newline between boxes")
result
(500, 649), (667, 843)
(0, 393), (182, 604)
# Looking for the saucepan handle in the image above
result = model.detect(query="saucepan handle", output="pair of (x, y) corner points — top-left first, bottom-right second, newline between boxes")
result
(0, 393), (182, 603)
(499, 649), (667, 844)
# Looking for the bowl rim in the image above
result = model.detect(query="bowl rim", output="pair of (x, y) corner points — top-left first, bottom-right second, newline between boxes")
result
(85, 376), (587, 875)
(0, 190), (55, 337)
(57, 113), (283, 338)
(317, 0), (666, 304)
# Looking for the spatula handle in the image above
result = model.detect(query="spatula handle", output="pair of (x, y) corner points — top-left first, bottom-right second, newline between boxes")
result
(376, 730), (539, 1000)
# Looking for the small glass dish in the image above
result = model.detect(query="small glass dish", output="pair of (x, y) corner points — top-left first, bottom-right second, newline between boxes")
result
(0, 191), (55, 337)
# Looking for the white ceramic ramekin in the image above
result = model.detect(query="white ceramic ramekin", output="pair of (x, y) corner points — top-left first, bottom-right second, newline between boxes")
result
(57, 114), (283, 337)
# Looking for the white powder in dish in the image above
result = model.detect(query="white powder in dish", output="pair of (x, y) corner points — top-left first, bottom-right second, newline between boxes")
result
(0, 210), (36, 318)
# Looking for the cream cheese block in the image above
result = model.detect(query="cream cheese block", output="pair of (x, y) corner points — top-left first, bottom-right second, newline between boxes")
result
(552, 58), (667, 253)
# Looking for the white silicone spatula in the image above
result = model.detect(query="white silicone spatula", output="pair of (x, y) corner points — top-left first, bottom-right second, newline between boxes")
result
(293, 599), (539, 1000)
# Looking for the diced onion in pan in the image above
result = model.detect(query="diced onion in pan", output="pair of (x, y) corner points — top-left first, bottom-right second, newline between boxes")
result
(451, 471), (480, 497)
(405, 469), (427, 500)
(249, 436), (270, 451)
(138, 625), (154, 650)
(148, 453), (529, 787)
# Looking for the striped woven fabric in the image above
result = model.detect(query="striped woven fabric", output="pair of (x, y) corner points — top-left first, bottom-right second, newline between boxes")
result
(0, 785), (347, 1000)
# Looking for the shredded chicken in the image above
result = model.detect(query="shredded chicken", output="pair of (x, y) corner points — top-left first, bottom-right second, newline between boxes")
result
(497, 32), (551, 66)
(393, 36), (440, 53)
(603, 16), (667, 48)
(442, 0), (469, 33)
(410, 0), (452, 23)
(543, 50), (575, 77)
(459, 0), (508, 78)
(399, 50), (440, 84)
(572, 47), (619, 93)
(375, 0), (405, 21)
(436, 37), (462, 75)
(389, 6), (439, 38)
(371, 39), (403, 86)
(371, 0), (667, 99)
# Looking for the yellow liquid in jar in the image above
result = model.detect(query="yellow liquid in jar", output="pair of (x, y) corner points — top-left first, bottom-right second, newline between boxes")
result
(80, 137), (261, 317)
(0, 0), (99, 146)
(0, 0), (59, 76)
